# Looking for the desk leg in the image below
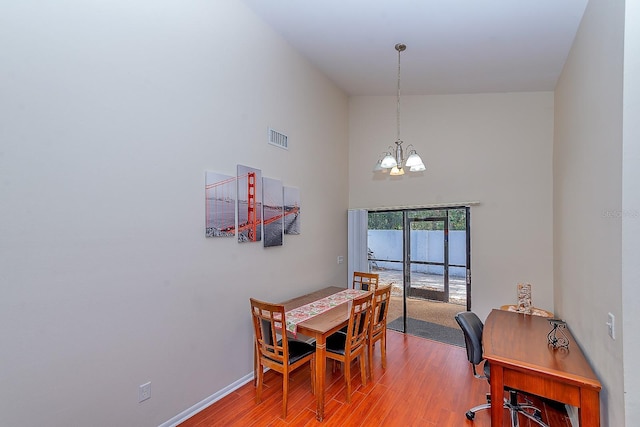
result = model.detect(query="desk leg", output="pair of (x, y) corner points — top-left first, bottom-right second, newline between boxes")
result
(315, 336), (326, 422)
(579, 388), (600, 427)
(490, 364), (504, 426)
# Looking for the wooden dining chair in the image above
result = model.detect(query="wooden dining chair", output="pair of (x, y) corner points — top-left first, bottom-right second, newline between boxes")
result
(249, 298), (316, 419)
(368, 284), (392, 380)
(325, 291), (373, 403)
(352, 271), (379, 291)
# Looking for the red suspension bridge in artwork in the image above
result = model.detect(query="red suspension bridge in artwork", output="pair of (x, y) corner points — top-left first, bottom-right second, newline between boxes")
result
(205, 172), (299, 240)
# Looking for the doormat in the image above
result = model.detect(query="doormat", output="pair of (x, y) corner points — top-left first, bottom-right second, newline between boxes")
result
(388, 317), (465, 347)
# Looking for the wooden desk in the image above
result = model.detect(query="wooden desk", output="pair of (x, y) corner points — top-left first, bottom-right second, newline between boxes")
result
(483, 309), (602, 426)
(280, 286), (351, 422)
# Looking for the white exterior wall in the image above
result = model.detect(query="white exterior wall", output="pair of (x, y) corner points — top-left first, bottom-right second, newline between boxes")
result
(368, 230), (467, 277)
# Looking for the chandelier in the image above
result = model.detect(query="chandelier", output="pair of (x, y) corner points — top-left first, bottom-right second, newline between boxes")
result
(373, 43), (425, 176)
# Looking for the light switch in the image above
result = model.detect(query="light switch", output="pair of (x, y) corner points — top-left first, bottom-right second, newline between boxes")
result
(606, 313), (615, 339)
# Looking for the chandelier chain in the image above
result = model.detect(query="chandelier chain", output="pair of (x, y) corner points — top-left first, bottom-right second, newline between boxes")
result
(373, 42), (424, 176)
(396, 44), (402, 142)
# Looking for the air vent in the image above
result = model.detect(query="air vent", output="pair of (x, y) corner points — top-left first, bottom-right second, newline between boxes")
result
(268, 128), (288, 150)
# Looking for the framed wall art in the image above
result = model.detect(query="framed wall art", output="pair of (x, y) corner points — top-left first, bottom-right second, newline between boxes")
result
(283, 186), (301, 235)
(205, 171), (236, 237)
(237, 165), (263, 243)
(262, 177), (284, 247)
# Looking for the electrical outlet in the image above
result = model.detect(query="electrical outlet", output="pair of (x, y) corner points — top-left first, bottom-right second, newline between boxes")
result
(606, 313), (615, 339)
(139, 382), (151, 402)
(337, 256), (344, 264)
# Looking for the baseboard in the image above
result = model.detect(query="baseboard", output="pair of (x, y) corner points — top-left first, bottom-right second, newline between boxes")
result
(159, 372), (254, 427)
(565, 404), (579, 427)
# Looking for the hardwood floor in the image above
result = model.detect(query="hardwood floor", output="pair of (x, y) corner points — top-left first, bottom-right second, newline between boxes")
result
(179, 331), (571, 427)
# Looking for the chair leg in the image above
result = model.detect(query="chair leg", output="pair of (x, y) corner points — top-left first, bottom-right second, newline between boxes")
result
(253, 344), (257, 387)
(506, 391), (549, 427)
(359, 354), (367, 387)
(282, 370), (289, 419)
(465, 402), (491, 420)
(381, 331), (387, 369)
(344, 357), (352, 403)
(256, 361), (264, 403)
(510, 403), (519, 427)
(518, 410), (548, 427)
(368, 340), (374, 380)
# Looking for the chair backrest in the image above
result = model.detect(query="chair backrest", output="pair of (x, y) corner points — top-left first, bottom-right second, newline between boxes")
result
(250, 298), (288, 366)
(344, 291), (373, 353)
(454, 311), (484, 367)
(371, 284), (392, 335)
(353, 271), (379, 291)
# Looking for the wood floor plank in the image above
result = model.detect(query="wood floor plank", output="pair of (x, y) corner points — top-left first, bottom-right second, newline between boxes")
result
(178, 330), (569, 427)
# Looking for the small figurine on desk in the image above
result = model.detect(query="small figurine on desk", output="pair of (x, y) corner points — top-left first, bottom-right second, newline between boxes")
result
(517, 283), (532, 314)
(547, 318), (569, 350)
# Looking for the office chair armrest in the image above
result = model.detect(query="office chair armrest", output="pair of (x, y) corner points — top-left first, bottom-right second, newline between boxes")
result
(472, 363), (487, 380)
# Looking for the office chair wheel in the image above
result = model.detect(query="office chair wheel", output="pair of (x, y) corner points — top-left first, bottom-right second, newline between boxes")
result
(465, 411), (475, 420)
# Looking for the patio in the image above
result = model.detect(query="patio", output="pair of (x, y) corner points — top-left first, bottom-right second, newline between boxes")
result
(373, 267), (467, 304)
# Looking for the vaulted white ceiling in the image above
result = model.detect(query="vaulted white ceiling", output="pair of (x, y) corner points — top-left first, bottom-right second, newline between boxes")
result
(241, 0), (588, 95)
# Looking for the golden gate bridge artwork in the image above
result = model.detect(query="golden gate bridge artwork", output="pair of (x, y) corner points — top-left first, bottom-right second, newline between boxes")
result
(283, 186), (301, 235)
(236, 165), (262, 242)
(262, 177), (283, 247)
(205, 167), (300, 243)
(205, 171), (236, 237)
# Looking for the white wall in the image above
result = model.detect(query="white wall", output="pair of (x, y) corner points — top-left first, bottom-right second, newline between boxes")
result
(349, 93), (554, 320)
(0, 1), (348, 426)
(554, 0), (625, 425)
(623, 0), (640, 424)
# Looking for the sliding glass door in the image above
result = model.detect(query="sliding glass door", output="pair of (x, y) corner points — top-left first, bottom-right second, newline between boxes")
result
(368, 207), (470, 338)
(406, 214), (448, 303)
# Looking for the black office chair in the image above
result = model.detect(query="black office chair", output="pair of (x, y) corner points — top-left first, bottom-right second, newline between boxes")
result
(455, 311), (549, 427)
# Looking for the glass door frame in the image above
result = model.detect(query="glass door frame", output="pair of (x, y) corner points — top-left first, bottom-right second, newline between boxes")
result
(404, 215), (449, 303)
(368, 206), (471, 334)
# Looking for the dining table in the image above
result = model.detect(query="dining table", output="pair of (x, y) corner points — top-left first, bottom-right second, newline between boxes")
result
(279, 286), (367, 422)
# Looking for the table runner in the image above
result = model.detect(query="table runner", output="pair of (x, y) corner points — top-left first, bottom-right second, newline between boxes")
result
(284, 289), (367, 335)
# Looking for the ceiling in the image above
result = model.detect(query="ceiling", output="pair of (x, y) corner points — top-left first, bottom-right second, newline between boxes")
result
(241, 0), (589, 96)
